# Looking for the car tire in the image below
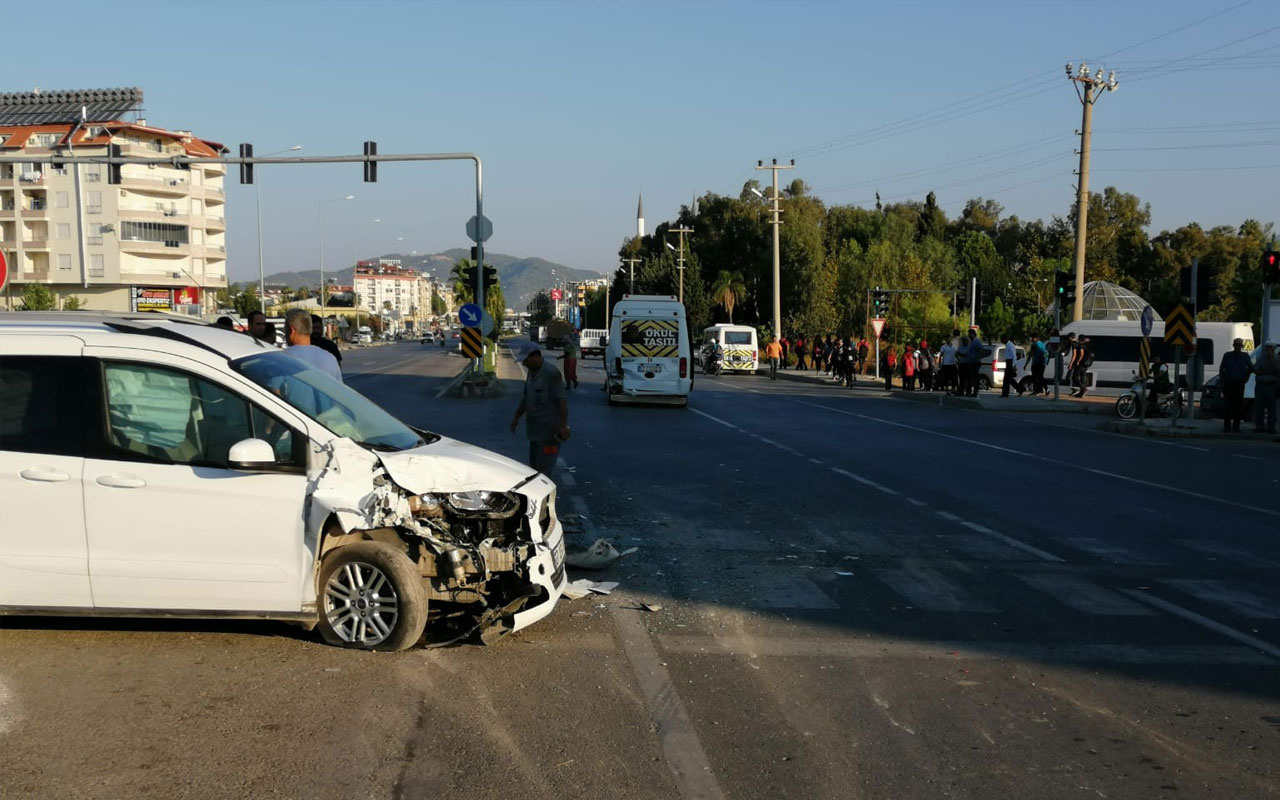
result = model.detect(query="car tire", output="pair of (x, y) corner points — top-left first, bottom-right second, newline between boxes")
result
(317, 541), (427, 652)
(978, 375), (992, 391)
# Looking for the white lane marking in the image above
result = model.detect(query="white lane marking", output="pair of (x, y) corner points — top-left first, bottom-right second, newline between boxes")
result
(555, 456), (577, 488)
(1064, 537), (1162, 566)
(935, 511), (962, 522)
(807, 457), (824, 466)
(1163, 579), (1280, 619)
(1120, 590), (1280, 662)
(690, 408), (742, 431)
(795, 399), (1280, 518)
(906, 498), (927, 507)
(1018, 574), (1154, 616)
(958, 521), (1064, 563)
(877, 566), (996, 612)
(611, 607), (726, 799)
(829, 467), (898, 495)
(1236, 454), (1261, 461)
(0, 675), (17, 735)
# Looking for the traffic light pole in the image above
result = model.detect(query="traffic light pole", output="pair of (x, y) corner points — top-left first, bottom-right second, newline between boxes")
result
(1053, 303), (1062, 401)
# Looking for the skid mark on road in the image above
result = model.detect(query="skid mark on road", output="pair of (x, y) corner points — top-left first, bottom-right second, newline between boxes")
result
(794, 399), (1280, 518)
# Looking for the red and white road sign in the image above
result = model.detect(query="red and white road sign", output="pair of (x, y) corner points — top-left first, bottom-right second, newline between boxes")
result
(550, 288), (563, 301)
(1048, 335), (1060, 353)
(0, 249), (7, 293)
(870, 317), (886, 337)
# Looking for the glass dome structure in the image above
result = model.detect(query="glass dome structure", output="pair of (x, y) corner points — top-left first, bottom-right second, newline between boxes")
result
(1055, 280), (1151, 321)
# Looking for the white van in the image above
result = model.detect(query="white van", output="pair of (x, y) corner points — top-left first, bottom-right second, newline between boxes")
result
(702, 324), (759, 374)
(1048, 319), (1255, 393)
(605, 295), (692, 406)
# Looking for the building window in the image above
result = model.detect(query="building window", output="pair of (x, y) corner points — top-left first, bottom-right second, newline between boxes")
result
(58, 254), (72, 271)
(86, 190), (102, 214)
(90, 254), (104, 277)
(120, 220), (188, 247)
(85, 167), (101, 183)
(56, 223), (70, 239)
(55, 192), (69, 209)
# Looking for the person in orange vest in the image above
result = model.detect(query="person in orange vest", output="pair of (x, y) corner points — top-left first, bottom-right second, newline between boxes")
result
(765, 336), (783, 380)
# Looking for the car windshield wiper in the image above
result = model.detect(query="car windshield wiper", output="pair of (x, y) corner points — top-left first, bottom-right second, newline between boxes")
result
(355, 440), (408, 452)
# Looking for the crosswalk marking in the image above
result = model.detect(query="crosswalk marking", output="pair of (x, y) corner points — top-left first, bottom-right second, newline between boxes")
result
(1018, 574), (1154, 616)
(1164, 580), (1280, 619)
(1064, 537), (1164, 566)
(1174, 539), (1280, 569)
(876, 565), (995, 613)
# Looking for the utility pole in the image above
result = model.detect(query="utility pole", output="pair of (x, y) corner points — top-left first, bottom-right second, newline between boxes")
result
(622, 257), (640, 294)
(1066, 61), (1118, 322)
(669, 226), (692, 303)
(756, 158), (795, 340)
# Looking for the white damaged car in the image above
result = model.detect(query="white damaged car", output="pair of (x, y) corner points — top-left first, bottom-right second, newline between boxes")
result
(0, 313), (566, 650)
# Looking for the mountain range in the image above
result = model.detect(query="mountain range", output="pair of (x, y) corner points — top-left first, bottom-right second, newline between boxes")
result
(256, 250), (605, 308)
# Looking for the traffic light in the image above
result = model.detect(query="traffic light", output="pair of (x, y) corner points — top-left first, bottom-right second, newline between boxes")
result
(456, 263), (475, 288)
(363, 141), (378, 182)
(871, 286), (889, 314)
(1179, 263), (1213, 305)
(238, 143), (253, 185)
(107, 143), (123, 185)
(483, 265), (498, 291)
(1264, 250), (1280, 284)
(1054, 270), (1075, 308)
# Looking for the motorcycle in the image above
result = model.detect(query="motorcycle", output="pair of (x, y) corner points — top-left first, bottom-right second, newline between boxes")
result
(704, 348), (723, 375)
(1115, 372), (1184, 420)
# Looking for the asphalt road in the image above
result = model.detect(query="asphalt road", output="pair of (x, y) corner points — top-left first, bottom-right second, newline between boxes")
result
(2, 340), (1277, 800)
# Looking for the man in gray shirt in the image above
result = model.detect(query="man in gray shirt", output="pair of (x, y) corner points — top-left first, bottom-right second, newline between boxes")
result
(510, 346), (570, 476)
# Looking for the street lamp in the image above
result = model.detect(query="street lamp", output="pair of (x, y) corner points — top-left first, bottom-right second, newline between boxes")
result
(256, 145), (302, 312)
(318, 193), (355, 320)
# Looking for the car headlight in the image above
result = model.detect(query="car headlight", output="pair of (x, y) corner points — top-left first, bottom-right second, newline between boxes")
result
(425, 490), (521, 519)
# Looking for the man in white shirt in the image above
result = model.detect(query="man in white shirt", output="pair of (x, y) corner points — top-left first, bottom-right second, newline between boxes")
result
(1001, 336), (1021, 397)
(284, 308), (343, 383)
(939, 339), (957, 394)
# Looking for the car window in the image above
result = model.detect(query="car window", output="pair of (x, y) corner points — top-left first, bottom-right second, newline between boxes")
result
(0, 356), (83, 457)
(725, 332), (753, 345)
(102, 362), (299, 467)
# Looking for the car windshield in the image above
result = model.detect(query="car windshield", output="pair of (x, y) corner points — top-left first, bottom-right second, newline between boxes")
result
(232, 351), (425, 451)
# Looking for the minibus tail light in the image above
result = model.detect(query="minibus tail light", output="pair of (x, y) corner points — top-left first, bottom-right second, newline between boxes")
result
(679, 357), (687, 378)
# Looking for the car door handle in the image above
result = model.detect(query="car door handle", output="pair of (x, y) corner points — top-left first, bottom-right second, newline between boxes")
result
(95, 474), (147, 489)
(19, 468), (71, 482)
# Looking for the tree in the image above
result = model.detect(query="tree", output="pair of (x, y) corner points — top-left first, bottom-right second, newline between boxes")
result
(430, 288), (447, 316)
(62, 295), (86, 310)
(231, 286), (260, 317)
(709, 270), (746, 322)
(20, 284), (57, 310)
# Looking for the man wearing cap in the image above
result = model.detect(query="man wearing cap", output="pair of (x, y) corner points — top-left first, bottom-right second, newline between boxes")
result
(1254, 341), (1278, 435)
(510, 346), (570, 477)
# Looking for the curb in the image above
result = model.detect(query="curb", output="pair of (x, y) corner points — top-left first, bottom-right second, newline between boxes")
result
(435, 361), (477, 398)
(776, 369), (1108, 414)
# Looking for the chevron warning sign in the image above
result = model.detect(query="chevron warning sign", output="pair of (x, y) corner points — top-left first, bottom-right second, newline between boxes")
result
(1163, 303), (1195, 348)
(619, 319), (681, 358)
(460, 326), (484, 358)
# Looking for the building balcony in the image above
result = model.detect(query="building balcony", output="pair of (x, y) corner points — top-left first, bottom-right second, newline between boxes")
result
(119, 238), (188, 256)
(0, 208), (14, 219)
(204, 215), (226, 231)
(120, 206), (189, 223)
(21, 239), (49, 250)
(120, 176), (191, 196)
(19, 205), (47, 217)
(204, 185), (224, 197)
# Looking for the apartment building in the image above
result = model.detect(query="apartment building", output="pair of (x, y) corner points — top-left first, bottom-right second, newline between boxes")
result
(353, 259), (420, 319)
(0, 88), (228, 312)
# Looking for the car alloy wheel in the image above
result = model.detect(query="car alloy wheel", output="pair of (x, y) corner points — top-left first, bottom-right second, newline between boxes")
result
(324, 561), (400, 646)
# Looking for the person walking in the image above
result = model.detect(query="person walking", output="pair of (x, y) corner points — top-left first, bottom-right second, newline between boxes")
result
(794, 337), (808, 371)
(811, 337), (825, 373)
(902, 344), (917, 390)
(1026, 335), (1048, 395)
(779, 335), (790, 369)
(857, 337), (870, 377)
(883, 346), (896, 391)
(917, 340), (933, 391)
(560, 331), (581, 389)
(1254, 341), (1278, 434)
(1001, 335), (1020, 397)
(510, 346), (570, 476)
(1219, 337), (1253, 433)
(765, 335), (783, 380)
(953, 330), (969, 396)
(965, 330), (984, 396)
(842, 337), (857, 388)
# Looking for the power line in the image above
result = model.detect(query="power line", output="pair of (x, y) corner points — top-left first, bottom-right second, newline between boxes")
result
(1093, 139), (1280, 151)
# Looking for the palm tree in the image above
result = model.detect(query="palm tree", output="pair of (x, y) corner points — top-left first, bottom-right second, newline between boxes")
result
(711, 270), (746, 323)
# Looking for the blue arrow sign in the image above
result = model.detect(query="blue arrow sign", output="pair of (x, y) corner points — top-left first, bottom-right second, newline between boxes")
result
(459, 303), (483, 328)
(1140, 305), (1154, 338)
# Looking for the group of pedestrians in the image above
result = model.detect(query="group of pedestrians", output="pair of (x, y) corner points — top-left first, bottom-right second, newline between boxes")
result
(216, 309), (345, 383)
(1220, 338), (1278, 434)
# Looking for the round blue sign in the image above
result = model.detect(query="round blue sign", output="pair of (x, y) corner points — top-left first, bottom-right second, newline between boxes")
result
(459, 303), (483, 328)
(1140, 305), (1154, 337)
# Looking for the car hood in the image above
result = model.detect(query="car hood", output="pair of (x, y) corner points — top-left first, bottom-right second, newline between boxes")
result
(375, 435), (537, 495)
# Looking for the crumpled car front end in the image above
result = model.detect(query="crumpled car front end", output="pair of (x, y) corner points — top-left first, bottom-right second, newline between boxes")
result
(307, 436), (566, 644)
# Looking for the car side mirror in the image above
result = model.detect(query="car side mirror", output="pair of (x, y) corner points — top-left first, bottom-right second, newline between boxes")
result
(228, 438), (277, 471)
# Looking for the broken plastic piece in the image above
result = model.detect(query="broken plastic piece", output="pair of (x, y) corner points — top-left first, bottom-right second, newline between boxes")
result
(566, 538), (633, 570)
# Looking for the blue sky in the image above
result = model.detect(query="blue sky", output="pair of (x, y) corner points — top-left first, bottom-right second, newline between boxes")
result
(6, 0), (1277, 281)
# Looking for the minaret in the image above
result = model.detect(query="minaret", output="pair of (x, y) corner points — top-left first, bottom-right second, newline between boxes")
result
(636, 192), (645, 238)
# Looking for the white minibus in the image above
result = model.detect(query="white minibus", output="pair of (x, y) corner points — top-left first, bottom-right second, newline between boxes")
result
(605, 295), (692, 406)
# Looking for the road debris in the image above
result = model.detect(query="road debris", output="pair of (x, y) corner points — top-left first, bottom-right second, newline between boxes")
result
(563, 579), (621, 599)
(565, 538), (639, 569)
